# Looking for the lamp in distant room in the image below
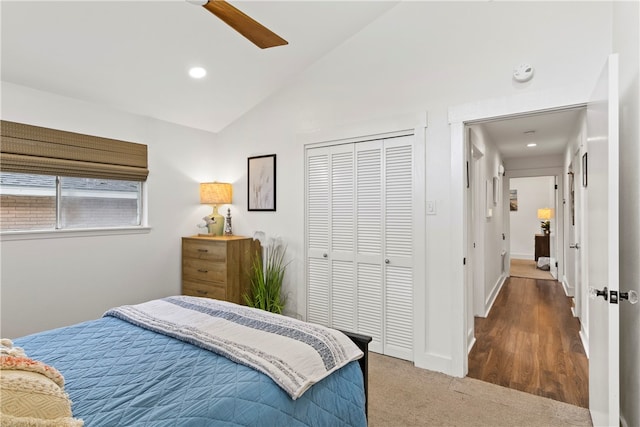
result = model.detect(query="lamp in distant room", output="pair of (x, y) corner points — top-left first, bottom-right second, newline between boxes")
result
(200, 182), (233, 236)
(537, 207), (553, 235)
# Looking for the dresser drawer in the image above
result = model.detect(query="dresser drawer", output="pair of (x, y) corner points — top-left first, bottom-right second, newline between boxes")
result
(182, 239), (226, 262)
(182, 280), (226, 300)
(182, 258), (226, 283)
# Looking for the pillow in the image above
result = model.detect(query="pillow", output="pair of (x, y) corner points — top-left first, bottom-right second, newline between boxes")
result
(1, 339), (83, 427)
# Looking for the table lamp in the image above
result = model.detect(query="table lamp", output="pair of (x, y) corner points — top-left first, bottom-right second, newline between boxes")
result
(200, 182), (232, 236)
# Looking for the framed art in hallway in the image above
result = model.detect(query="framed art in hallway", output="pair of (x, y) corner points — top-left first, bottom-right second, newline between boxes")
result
(248, 154), (276, 211)
(509, 189), (518, 211)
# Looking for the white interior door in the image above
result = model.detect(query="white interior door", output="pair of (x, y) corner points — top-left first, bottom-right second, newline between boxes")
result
(587, 53), (619, 427)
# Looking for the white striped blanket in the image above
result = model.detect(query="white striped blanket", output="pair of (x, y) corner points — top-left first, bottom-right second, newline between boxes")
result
(104, 296), (363, 400)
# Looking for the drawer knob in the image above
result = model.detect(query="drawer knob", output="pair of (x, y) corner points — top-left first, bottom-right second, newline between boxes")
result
(197, 249), (208, 253)
(197, 269), (208, 273)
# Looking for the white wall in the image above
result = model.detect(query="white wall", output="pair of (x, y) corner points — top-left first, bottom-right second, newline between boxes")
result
(509, 176), (555, 260)
(613, 2), (640, 426)
(0, 82), (218, 338)
(212, 2), (612, 373)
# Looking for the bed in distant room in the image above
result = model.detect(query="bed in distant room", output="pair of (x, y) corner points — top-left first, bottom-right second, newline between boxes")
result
(9, 296), (370, 426)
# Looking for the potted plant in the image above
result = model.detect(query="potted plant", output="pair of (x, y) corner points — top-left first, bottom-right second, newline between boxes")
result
(540, 220), (550, 235)
(243, 232), (289, 314)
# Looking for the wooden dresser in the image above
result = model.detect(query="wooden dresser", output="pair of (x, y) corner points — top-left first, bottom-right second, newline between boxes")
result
(181, 235), (260, 304)
(534, 234), (550, 261)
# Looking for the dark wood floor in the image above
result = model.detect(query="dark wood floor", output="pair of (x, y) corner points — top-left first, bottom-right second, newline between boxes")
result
(468, 276), (589, 408)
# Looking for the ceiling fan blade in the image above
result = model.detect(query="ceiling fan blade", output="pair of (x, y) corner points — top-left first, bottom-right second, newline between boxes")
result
(202, 0), (288, 49)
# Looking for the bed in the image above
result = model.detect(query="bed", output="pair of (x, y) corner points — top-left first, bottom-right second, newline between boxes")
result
(6, 296), (370, 426)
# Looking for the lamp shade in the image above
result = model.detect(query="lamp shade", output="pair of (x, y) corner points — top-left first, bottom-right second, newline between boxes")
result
(200, 182), (232, 205)
(537, 208), (554, 220)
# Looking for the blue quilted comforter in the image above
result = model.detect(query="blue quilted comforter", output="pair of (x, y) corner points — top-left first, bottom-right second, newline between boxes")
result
(15, 317), (366, 426)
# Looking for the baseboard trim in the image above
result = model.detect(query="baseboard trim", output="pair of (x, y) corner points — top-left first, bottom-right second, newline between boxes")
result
(579, 327), (589, 358)
(511, 252), (533, 260)
(561, 277), (575, 297)
(467, 336), (477, 355)
(414, 352), (453, 376)
(484, 274), (506, 317)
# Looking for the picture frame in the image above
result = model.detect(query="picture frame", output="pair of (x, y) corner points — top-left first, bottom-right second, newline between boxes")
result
(492, 176), (499, 205)
(582, 152), (588, 187)
(509, 189), (518, 211)
(569, 170), (576, 226)
(248, 154), (276, 211)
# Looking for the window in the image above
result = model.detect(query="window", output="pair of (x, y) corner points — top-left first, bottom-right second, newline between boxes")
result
(0, 173), (142, 231)
(0, 120), (148, 233)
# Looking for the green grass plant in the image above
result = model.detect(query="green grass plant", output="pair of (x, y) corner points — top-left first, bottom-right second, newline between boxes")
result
(243, 239), (288, 314)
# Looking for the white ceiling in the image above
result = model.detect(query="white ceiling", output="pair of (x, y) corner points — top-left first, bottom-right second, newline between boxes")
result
(2, 1), (583, 158)
(1, 0), (398, 133)
(476, 108), (583, 160)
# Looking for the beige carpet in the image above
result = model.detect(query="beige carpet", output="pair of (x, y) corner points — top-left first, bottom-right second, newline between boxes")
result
(368, 353), (592, 426)
(510, 258), (554, 280)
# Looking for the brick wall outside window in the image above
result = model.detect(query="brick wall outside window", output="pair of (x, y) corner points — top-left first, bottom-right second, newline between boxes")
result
(1, 195), (56, 230)
(1, 195), (138, 231)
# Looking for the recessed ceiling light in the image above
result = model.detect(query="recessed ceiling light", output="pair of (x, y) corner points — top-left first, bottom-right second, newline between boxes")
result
(524, 130), (536, 147)
(189, 67), (207, 79)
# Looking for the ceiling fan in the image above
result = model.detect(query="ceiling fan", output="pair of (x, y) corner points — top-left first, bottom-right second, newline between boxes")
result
(188, 0), (288, 49)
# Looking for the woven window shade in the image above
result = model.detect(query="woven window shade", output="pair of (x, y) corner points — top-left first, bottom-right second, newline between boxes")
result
(0, 120), (148, 181)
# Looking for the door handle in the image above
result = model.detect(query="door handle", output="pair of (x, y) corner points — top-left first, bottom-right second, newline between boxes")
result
(569, 243), (580, 249)
(590, 287), (638, 305)
(589, 286), (608, 301)
(620, 290), (638, 304)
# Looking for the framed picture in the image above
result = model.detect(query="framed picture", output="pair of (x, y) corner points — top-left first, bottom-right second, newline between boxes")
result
(509, 189), (518, 211)
(248, 154), (276, 211)
(582, 152), (588, 187)
(569, 170), (576, 226)
(492, 176), (499, 205)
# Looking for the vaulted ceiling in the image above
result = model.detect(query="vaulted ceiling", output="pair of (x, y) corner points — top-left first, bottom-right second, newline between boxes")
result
(1, 1), (397, 133)
(2, 1), (581, 159)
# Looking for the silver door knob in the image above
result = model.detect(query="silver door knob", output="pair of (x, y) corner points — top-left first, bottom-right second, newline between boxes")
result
(569, 243), (580, 249)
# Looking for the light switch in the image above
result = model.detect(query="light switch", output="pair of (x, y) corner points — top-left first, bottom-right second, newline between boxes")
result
(426, 200), (436, 215)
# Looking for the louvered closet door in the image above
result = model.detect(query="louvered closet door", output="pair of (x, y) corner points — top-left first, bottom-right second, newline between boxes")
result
(306, 144), (356, 329)
(383, 135), (414, 361)
(306, 135), (414, 362)
(355, 140), (384, 353)
(306, 147), (331, 325)
(329, 144), (356, 331)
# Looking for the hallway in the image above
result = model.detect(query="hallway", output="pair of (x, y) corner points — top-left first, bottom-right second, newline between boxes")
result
(468, 276), (589, 408)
